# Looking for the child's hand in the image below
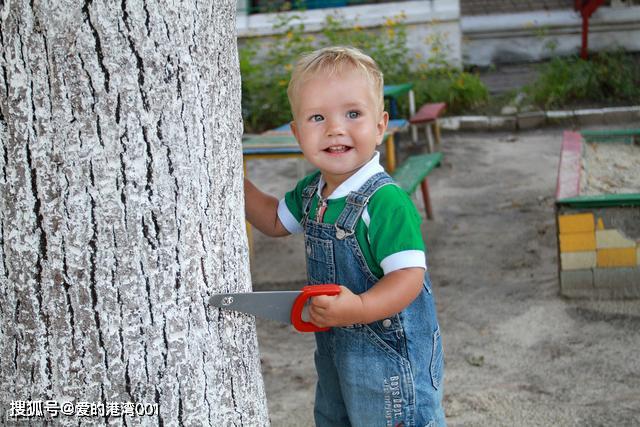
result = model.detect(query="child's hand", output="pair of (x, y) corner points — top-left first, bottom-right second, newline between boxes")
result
(308, 286), (365, 328)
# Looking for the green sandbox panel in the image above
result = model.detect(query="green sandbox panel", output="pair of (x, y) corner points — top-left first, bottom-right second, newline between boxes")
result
(558, 194), (640, 208)
(580, 129), (640, 144)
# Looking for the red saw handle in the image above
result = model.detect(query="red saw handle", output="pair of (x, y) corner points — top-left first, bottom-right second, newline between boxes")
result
(291, 284), (341, 332)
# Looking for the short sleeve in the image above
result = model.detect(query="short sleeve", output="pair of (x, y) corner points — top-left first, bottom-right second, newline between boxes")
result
(277, 171), (320, 234)
(367, 186), (426, 274)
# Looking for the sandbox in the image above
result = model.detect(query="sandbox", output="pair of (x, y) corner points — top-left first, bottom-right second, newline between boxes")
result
(555, 130), (640, 298)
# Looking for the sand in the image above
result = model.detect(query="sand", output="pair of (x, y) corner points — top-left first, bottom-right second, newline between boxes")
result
(248, 127), (640, 426)
(580, 142), (640, 196)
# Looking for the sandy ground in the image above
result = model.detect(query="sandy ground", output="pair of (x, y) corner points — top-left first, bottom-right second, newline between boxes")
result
(581, 142), (640, 195)
(247, 127), (640, 426)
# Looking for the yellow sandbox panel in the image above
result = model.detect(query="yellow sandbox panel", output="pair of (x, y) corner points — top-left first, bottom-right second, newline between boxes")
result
(558, 213), (594, 234)
(597, 248), (637, 268)
(559, 232), (596, 252)
(561, 252), (596, 270)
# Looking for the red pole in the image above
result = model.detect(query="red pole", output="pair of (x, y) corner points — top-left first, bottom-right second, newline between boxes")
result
(579, 0), (605, 60)
(581, 13), (589, 59)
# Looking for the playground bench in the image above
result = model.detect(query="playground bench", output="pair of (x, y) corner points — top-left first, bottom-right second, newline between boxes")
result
(409, 102), (446, 152)
(392, 152), (443, 220)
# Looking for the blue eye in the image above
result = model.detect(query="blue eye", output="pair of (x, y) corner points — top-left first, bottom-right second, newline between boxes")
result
(310, 114), (324, 122)
(347, 111), (360, 119)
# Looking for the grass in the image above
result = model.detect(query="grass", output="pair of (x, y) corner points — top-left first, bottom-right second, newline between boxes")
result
(524, 50), (640, 110)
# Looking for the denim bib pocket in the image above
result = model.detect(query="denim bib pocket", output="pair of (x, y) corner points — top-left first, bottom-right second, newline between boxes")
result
(304, 235), (335, 284)
(430, 326), (444, 390)
(363, 317), (410, 365)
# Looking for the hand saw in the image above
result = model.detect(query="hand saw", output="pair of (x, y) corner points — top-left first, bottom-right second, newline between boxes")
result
(210, 284), (341, 332)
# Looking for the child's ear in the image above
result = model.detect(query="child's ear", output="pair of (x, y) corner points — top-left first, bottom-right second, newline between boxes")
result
(290, 120), (299, 141)
(376, 111), (389, 146)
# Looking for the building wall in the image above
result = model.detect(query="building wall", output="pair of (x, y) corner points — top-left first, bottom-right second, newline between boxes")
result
(235, 1), (640, 68)
(462, 4), (640, 65)
(461, 0), (574, 15)
(236, 0), (463, 68)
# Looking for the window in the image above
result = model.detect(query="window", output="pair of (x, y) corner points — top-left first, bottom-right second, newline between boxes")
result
(249, 0), (405, 14)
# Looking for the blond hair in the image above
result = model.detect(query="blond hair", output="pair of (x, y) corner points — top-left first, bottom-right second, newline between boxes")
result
(287, 46), (384, 117)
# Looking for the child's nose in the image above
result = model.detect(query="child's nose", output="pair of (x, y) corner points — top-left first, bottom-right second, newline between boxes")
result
(326, 117), (346, 137)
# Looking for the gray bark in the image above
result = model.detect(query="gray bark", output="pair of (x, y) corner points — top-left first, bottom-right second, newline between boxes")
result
(0, 0), (269, 425)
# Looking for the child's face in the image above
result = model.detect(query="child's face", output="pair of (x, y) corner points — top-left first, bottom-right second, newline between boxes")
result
(290, 69), (388, 187)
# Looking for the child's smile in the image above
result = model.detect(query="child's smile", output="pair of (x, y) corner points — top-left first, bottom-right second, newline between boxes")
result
(290, 69), (388, 194)
(324, 144), (352, 154)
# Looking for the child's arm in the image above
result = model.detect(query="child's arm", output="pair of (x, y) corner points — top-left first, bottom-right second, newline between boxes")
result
(244, 178), (290, 237)
(308, 267), (424, 327)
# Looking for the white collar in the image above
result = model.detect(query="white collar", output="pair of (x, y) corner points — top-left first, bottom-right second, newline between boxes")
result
(318, 151), (385, 200)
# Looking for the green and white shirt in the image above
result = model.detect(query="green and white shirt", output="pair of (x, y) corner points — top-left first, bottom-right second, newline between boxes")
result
(277, 152), (426, 279)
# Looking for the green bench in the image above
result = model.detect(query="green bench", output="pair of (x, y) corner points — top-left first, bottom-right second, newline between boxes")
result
(392, 152), (443, 220)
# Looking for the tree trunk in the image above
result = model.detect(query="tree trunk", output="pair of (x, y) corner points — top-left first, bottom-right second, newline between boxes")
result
(0, 0), (269, 424)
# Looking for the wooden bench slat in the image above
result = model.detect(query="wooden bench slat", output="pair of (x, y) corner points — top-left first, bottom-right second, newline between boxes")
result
(409, 102), (446, 124)
(384, 83), (414, 98)
(392, 152), (443, 220)
(392, 152), (443, 195)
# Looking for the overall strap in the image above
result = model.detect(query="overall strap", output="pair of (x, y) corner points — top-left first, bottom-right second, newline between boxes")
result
(334, 172), (396, 239)
(301, 171), (322, 227)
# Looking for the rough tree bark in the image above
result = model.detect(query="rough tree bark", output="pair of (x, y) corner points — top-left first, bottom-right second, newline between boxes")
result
(0, 0), (269, 424)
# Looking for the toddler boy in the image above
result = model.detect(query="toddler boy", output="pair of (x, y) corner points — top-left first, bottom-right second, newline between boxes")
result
(244, 46), (445, 426)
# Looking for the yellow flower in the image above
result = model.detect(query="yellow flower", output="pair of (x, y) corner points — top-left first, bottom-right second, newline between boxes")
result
(387, 28), (395, 38)
(286, 31), (294, 39)
(354, 25), (363, 31)
(279, 80), (288, 87)
(415, 53), (423, 59)
(385, 17), (396, 27)
(284, 63), (293, 71)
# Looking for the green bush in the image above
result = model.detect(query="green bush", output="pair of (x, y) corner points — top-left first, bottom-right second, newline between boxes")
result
(239, 15), (315, 132)
(413, 68), (488, 115)
(239, 13), (488, 133)
(526, 50), (640, 109)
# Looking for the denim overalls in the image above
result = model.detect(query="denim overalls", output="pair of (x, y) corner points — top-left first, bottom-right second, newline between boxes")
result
(300, 172), (446, 427)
